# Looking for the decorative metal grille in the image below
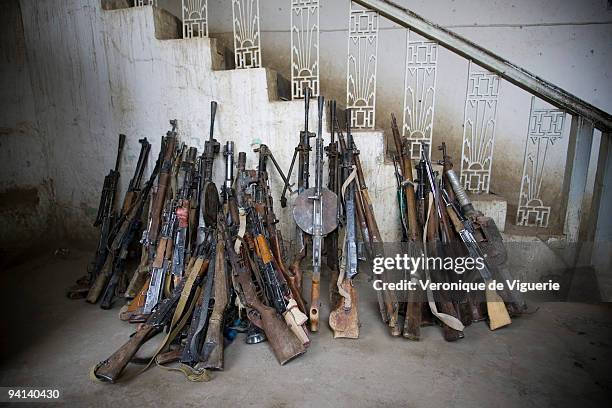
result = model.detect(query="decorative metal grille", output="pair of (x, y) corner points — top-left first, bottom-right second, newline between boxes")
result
(291, 0), (320, 99)
(402, 31), (438, 160)
(459, 62), (501, 194)
(182, 0), (208, 38)
(135, 0), (157, 6)
(232, 0), (262, 69)
(346, 2), (379, 129)
(516, 97), (566, 228)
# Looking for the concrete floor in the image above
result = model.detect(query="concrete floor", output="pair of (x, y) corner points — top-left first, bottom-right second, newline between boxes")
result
(1, 247), (611, 408)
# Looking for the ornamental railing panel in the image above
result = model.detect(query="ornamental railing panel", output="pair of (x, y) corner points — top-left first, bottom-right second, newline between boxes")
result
(346, 2), (379, 129)
(459, 62), (501, 194)
(232, 0), (262, 69)
(516, 97), (567, 228)
(291, 0), (320, 99)
(182, 0), (209, 38)
(402, 31), (438, 159)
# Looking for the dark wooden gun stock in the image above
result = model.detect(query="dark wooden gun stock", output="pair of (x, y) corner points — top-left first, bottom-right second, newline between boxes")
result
(227, 238), (305, 365)
(202, 227), (228, 370)
(93, 324), (159, 383)
(149, 136), (176, 244)
(390, 114), (424, 340)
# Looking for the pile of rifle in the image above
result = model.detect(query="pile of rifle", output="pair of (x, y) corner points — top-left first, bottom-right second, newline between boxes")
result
(385, 114), (525, 341)
(66, 102), (308, 383)
(68, 88), (525, 384)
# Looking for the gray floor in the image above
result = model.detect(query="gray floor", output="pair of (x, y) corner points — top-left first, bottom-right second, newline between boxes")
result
(1, 247), (611, 408)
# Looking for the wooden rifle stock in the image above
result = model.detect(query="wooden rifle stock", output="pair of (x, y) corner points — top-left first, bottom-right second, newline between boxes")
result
(86, 255), (113, 304)
(149, 136), (176, 244)
(227, 237), (305, 365)
(426, 201), (463, 342)
(93, 324), (158, 383)
(390, 115), (426, 340)
(202, 226), (228, 370)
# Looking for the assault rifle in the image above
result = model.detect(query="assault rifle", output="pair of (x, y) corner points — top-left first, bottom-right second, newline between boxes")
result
(98, 152), (157, 309)
(254, 144), (304, 312)
(146, 121), (178, 246)
(93, 254), (208, 383)
(248, 208), (309, 345)
(69, 134), (125, 299)
(121, 138), (151, 216)
(171, 147), (198, 279)
(224, 217), (306, 365)
(143, 198), (177, 315)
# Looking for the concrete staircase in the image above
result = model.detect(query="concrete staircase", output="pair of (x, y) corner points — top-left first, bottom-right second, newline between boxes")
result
(91, 3), (402, 243)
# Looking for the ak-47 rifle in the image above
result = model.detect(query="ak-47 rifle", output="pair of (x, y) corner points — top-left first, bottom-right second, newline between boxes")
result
(121, 138), (151, 216)
(142, 198), (177, 315)
(248, 207), (310, 346)
(390, 114), (424, 340)
(224, 210), (306, 365)
(147, 121), (178, 246)
(281, 87), (315, 298)
(69, 134), (125, 299)
(293, 95), (338, 332)
(93, 254), (208, 383)
(98, 155), (157, 310)
(171, 147), (198, 280)
(123, 136), (170, 301)
(254, 144), (305, 313)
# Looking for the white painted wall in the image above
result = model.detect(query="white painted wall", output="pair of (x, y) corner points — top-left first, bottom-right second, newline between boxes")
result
(2, 1), (400, 246)
(200, 0), (612, 232)
(0, 0), (53, 245)
(1, 0), (610, 247)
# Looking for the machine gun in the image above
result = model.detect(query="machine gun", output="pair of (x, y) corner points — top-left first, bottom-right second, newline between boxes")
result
(281, 87), (316, 302)
(325, 101), (341, 287)
(292, 96), (338, 332)
(195, 102), (221, 247)
(441, 189), (512, 330)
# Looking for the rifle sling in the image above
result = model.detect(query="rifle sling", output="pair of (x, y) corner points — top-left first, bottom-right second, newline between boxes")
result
(90, 258), (208, 383)
(422, 195), (464, 332)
